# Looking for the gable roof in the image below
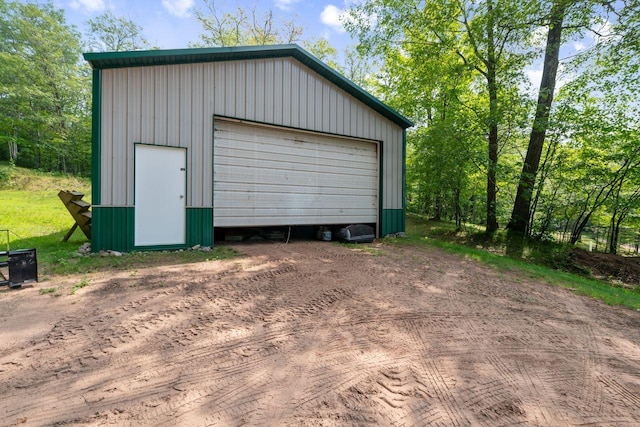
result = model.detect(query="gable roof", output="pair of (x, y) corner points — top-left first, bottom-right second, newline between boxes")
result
(83, 44), (413, 129)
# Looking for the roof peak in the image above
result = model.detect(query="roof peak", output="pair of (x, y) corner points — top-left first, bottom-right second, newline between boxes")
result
(83, 44), (412, 129)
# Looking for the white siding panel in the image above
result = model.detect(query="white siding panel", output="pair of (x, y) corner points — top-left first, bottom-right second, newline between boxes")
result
(114, 70), (126, 203)
(213, 119), (378, 227)
(167, 66), (180, 145)
(191, 64), (204, 207)
(254, 61), (265, 122)
(100, 70), (114, 205)
(264, 61), (274, 123)
(140, 68), (155, 144)
(244, 61), (255, 121)
(154, 66), (168, 146)
(126, 68), (142, 205)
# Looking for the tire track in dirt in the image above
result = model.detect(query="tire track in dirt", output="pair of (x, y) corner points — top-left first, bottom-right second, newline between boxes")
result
(2, 241), (640, 426)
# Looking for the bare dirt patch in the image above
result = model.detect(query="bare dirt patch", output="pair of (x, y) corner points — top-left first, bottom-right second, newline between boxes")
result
(569, 247), (640, 288)
(1, 241), (640, 426)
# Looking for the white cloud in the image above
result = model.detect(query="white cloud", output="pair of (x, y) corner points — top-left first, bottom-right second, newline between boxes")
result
(321, 4), (346, 33)
(573, 41), (586, 52)
(162, 0), (194, 18)
(69, 0), (105, 13)
(274, 0), (300, 11)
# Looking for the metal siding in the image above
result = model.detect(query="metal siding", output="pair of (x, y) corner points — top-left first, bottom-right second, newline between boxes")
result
(191, 64), (204, 207)
(244, 61), (256, 121)
(214, 62), (226, 114)
(203, 64), (215, 207)
(235, 61), (246, 118)
(179, 64), (192, 148)
(214, 120), (378, 227)
(101, 70), (114, 205)
(298, 67), (307, 128)
(114, 71), (128, 193)
(264, 61), (274, 123)
(98, 56), (404, 236)
(186, 208), (213, 247)
(254, 61), (265, 122)
(336, 92), (345, 135)
(224, 62), (236, 116)
(290, 61), (300, 128)
(273, 60), (283, 124)
(140, 67), (155, 143)
(126, 68), (142, 206)
(282, 60), (292, 127)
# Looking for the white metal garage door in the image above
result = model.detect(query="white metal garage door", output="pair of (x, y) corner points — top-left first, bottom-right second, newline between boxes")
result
(213, 119), (378, 227)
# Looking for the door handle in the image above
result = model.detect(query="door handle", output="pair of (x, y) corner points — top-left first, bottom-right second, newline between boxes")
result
(179, 195), (184, 199)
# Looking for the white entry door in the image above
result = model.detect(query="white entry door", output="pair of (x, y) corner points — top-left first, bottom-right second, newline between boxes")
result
(134, 145), (186, 246)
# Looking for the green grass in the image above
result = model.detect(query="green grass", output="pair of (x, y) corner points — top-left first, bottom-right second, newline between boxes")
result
(70, 277), (90, 295)
(0, 162), (238, 277)
(395, 215), (640, 310)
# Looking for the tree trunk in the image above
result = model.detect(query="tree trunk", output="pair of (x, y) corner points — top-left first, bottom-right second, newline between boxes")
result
(508, 1), (566, 234)
(608, 212), (620, 255)
(485, 2), (499, 233)
(433, 193), (442, 221)
(455, 187), (463, 229)
(570, 213), (591, 245)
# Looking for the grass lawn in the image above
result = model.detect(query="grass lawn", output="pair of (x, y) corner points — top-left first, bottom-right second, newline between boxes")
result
(399, 215), (640, 310)
(0, 162), (236, 278)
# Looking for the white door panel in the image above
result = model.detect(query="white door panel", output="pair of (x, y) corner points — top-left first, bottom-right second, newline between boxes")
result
(214, 119), (378, 227)
(135, 145), (186, 246)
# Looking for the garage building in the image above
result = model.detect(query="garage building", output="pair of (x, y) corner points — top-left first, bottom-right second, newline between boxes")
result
(84, 45), (412, 251)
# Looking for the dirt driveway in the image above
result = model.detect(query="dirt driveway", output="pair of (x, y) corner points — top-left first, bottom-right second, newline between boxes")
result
(1, 241), (640, 426)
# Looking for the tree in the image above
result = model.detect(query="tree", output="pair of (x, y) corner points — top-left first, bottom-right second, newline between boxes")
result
(191, 0), (302, 47)
(0, 0), (90, 173)
(86, 11), (151, 52)
(508, 0), (567, 234)
(345, 0), (535, 232)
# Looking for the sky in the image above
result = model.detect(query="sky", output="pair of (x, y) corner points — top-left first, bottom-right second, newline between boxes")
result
(49, 0), (357, 52)
(36, 0), (609, 94)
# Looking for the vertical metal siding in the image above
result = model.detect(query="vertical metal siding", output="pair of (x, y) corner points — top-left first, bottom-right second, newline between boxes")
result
(100, 57), (404, 214)
(101, 70), (113, 205)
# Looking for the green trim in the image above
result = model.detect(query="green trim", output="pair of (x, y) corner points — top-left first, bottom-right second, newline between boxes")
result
(186, 208), (213, 247)
(382, 209), (405, 235)
(92, 207), (213, 251)
(91, 69), (101, 206)
(92, 207), (134, 252)
(378, 140), (384, 238)
(84, 44), (413, 129)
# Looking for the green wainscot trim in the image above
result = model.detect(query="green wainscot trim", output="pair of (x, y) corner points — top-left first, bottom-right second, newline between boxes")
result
(93, 207), (213, 252)
(92, 206), (134, 252)
(186, 207), (213, 248)
(381, 209), (406, 236)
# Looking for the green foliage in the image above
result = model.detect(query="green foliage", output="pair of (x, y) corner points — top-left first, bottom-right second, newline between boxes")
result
(70, 277), (90, 294)
(0, 0), (91, 175)
(0, 163), (238, 276)
(85, 10), (151, 52)
(191, 0), (303, 47)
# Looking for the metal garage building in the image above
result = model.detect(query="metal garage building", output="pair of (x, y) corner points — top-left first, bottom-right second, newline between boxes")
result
(84, 45), (412, 251)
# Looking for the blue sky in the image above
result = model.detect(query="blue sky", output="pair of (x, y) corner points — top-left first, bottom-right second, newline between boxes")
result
(49, 0), (356, 52)
(40, 0), (611, 93)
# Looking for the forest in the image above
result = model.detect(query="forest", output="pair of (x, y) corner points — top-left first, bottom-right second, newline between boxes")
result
(1, 0), (639, 254)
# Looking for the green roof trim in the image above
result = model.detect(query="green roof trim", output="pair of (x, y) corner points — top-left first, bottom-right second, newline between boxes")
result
(83, 44), (413, 129)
